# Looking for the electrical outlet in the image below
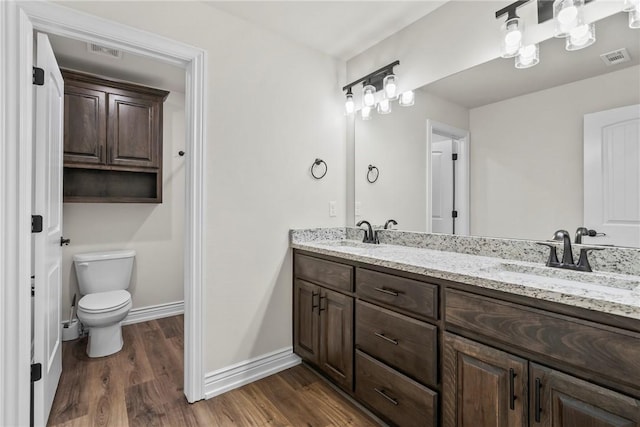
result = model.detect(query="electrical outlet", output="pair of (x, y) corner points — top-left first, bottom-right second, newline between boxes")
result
(329, 201), (337, 217)
(355, 201), (362, 217)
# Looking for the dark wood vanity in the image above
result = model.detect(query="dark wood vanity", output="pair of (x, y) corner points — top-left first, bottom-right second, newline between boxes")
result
(293, 249), (640, 427)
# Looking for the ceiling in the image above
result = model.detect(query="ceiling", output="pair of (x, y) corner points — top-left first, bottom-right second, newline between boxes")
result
(425, 12), (640, 109)
(206, 1), (449, 60)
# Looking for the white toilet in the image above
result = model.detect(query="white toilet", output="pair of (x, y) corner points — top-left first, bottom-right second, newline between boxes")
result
(74, 249), (135, 358)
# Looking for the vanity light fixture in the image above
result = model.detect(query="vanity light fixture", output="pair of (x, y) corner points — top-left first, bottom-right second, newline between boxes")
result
(398, 90), (415, 107)
(344, 88), (355, 115)
(624, 0), (640, 28)
(496, 1), (529, 59)
(553, 0), (585, 38)
(342, 60), (412, 120)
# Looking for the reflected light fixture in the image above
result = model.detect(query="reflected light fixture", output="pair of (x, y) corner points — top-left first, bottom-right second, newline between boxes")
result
(515, 44), (539, 68)
(624, 0), (640, 28)
(553, 0), (585, 38)
(342, 60), (413, 121)
(566, 23), (596, 50)
(399, 90), (415, 107)
(496, 1), (538, 68)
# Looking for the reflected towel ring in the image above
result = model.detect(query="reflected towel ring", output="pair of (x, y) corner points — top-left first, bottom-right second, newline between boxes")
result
(367, 165), (379, 183)
(311, 158), (328, 179)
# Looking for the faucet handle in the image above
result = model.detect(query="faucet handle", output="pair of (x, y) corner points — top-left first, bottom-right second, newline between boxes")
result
(536, 242), (560, 266)
(576, 247), (604, 272)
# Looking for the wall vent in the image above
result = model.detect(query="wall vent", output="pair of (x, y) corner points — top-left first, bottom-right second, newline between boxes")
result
(86, 43), (123, 59)
(600, 48), (631, 66)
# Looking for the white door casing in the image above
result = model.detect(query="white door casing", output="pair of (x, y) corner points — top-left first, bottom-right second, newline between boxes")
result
(33, 32), (64, 426)
(431, 138), (455, 234)
(584, 104), (640, 248)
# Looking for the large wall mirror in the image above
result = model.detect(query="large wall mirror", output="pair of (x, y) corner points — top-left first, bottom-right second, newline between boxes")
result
(353, 12), (640, 247)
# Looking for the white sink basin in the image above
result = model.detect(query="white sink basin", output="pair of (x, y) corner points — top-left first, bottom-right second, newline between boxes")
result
(491, 262), (640, 296)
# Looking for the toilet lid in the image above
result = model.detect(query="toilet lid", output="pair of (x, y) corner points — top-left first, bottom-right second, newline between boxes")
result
(78, 290), (131, 314)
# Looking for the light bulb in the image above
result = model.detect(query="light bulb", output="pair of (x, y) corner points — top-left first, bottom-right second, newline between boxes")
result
(566, 23), (595, 50)
(363, 85), (376, 108)
(383, 74), (397, 99)
(630, 6), (640, 29)
(344, 93), (355, 115)
(553, 0), (585, 38)
(501, 18), (523, 58)
(399, 90), (415, 107)
(515, 44), (539, 69)
(361, 106), (372, 121)
(377, 98), (391, 114)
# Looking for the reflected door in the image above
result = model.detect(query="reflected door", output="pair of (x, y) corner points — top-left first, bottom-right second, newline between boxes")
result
(432, 137), (455, 234)
(584, 104), (640, 247)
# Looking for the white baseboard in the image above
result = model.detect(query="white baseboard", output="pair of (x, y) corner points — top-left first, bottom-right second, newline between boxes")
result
(122, 300), (184, 326)
(204, 347), (301, 399)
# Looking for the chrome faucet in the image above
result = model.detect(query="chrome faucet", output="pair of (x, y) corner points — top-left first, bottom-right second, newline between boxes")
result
(356, 220), (378, 244)
(384, 219), (397, 230)
(537, 229), (603, 272)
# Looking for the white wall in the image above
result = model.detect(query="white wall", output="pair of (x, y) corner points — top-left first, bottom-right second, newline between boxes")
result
(62, 91), (185, 318)
(469, 65), (640, 240)
(57, 1), (346, 373)
(355, 90), (468, 231)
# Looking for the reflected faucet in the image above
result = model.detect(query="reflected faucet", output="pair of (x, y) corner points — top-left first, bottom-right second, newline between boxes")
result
(384, 219), (398, 230)
(356, 220), (378, 244)
(553, 230), (574, 265)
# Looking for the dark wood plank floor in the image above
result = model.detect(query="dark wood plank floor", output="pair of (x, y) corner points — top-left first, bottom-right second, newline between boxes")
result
(48, 315), (379, 426)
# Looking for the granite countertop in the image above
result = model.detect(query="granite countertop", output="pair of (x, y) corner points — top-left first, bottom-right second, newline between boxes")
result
(291, 239), (640, 320)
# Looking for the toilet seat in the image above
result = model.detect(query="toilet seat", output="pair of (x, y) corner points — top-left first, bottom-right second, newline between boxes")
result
(78, 290), (131, 314)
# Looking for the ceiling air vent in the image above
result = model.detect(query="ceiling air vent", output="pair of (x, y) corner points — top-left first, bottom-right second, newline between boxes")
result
(86, 43), (123, 59)
(600, 48), (631, 66)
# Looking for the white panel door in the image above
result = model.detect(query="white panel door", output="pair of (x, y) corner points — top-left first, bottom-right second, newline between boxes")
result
(432, 139), (454, 234)
(33, 32), (64, 426)
(584, 104), (640, 248)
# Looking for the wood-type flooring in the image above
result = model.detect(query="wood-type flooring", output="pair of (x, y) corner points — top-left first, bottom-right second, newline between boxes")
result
(47, 315), (379, 427)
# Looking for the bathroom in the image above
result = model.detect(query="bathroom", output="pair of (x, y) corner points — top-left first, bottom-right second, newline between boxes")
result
(1, 0), (639, 426)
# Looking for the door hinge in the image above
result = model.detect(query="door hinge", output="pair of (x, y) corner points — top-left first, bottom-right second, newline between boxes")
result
(31, 215), (43, 233)
(452, 210), (458, 218)
(32, 67), (44, 86)
(31, 363), (42, 383)
(452, 153), (458, 161)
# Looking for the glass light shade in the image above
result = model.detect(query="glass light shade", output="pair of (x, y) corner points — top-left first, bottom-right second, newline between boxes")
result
(501, 17), (523, 58)
(361, 106), (372, 121)
(553, 0), (585, 38)
(515, 44), (539, 69)
(566, 23), (596, 50)
(398, 90), (415, 107)
(630, 6), (640, 29)
(623, 0), (640, 12)
(383, 74), (398, 99)
(377, 98), (392, 114)
(362, 85), (376, 107)
(344, 93), (355, 115)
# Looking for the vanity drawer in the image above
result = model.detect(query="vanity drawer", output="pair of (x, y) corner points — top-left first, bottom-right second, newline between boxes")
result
(445, 289), (640, 392)
(356, 300), (438, 387)
(355, 350), (438, 427)
(295, 253), (353, 293)
(356, 268), (438, 320)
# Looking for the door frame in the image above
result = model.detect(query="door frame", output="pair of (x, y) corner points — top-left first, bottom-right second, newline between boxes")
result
(425, 120), (470, 235)
(1, 2), (207, 424)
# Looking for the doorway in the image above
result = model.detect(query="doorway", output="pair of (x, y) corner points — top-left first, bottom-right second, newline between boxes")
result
(2, 3), (206, 424)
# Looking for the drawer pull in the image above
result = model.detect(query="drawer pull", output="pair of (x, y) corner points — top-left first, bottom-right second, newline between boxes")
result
(373, 287), (400, 297)
(534, 378), (542, 423)
(374, 388), (398, 406)
(509, 368), (516, 410)
(374, 332), (399, 345)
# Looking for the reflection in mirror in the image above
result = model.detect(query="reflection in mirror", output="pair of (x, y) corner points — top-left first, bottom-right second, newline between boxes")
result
(354, 12), (640, 247)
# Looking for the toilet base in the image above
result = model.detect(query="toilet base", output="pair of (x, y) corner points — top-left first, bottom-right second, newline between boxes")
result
(86, 322), (124, 358)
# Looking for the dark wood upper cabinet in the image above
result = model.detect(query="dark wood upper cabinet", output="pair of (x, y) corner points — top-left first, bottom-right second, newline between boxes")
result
(61, 70), (169, 203)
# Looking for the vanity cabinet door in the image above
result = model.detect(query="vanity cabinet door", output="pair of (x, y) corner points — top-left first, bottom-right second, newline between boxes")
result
(293, 279), (320, 365)
(443, 333), (528, 427)
(319, 288), (353, 391)
(530, 363), (640, 427)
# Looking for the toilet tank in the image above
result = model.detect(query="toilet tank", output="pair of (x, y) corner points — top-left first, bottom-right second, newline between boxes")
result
(73, 250), (136, 295)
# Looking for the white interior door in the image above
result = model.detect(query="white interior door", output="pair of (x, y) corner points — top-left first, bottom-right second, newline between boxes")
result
(431, 138), (454, 234)
(33, 32), (64, 426)
(584, 104), (640, 248)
